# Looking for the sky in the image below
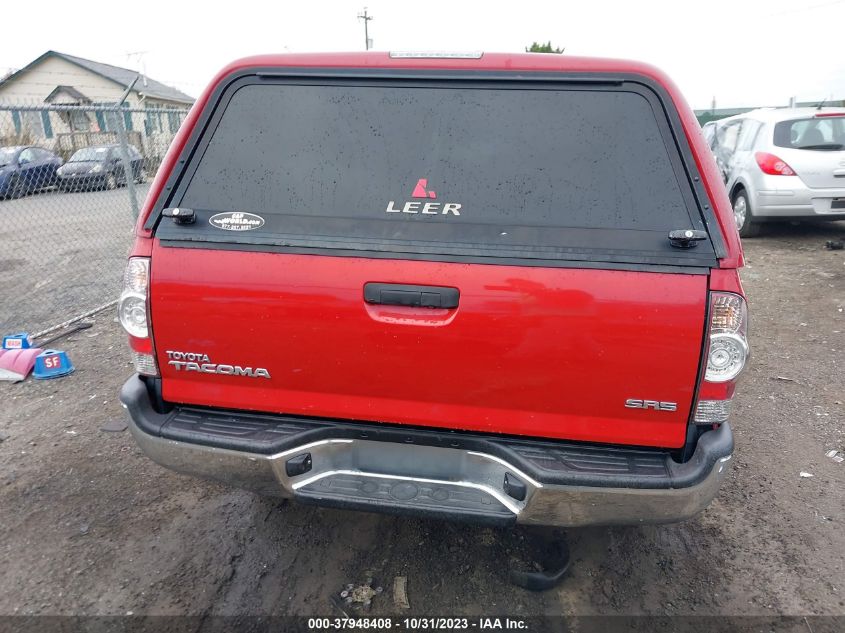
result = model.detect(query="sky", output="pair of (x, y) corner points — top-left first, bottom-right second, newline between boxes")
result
(3, 0), (844, 110)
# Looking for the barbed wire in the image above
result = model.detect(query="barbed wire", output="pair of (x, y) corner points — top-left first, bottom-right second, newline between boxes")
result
(0, 102), (191, 113)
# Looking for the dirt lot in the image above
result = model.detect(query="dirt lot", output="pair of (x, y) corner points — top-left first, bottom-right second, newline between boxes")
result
(0, 222), (843, 628)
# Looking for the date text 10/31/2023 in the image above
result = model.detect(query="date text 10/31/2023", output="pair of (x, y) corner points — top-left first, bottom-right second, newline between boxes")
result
(307, 617), (528, 630)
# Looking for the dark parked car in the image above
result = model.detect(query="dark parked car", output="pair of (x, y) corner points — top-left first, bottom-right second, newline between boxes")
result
(0, 145), (63, 199)
(57, 144), (145, 192)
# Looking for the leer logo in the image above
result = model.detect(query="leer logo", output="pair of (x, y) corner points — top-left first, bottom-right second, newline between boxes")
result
(386, 178), (462, 216)
(412, 178), (437, 199)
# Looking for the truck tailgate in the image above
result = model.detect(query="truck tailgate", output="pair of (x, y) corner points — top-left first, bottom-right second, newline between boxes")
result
(150, 245), (706, 448)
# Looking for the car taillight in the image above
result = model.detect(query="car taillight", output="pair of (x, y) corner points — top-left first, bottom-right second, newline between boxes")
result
(694, 292), (748, 425)
(755, 152), (796, 176)
(118, 257), (158, 376)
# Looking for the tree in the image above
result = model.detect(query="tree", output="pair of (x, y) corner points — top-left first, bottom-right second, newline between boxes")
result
(525, 41), (564, 54)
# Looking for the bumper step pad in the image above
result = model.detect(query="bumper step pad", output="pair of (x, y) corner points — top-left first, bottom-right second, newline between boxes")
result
(295, 472), (515, 524)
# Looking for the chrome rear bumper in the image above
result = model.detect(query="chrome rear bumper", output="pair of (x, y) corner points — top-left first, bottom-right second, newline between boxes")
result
(121, 376), (733, 527)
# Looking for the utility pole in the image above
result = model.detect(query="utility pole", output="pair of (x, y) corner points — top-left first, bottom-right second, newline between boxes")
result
(358, 7), (373, 50)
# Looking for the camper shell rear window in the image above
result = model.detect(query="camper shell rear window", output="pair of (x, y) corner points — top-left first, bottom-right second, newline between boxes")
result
(154, 73), (719, 268)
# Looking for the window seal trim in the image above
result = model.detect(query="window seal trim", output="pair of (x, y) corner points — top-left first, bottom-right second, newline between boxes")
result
(158, 239), (714, 274)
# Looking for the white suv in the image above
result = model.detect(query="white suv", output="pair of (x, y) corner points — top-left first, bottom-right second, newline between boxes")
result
(712, 108), (845, 237)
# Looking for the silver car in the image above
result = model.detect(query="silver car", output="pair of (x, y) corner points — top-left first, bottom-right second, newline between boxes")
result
(712, 108), (845, 237)
(701, 121), (730, 184)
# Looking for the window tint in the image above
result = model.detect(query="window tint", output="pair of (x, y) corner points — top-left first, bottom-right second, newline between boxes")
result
(70, 147), (109, 162)
(168, 82), (712, 265)
(773, 116), (845, 149)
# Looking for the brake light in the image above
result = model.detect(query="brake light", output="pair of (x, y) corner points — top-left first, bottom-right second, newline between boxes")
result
(694, 292), (748, 425)
(755, 152), (796, 176)
(118, 257), (158, 376)
(814, 112), (845, 118)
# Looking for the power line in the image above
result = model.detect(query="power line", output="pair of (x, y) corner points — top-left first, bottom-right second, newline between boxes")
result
(125, 51), (150, 88)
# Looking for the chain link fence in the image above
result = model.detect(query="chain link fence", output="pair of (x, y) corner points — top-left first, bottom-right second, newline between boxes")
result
(0, 102), (189, 336)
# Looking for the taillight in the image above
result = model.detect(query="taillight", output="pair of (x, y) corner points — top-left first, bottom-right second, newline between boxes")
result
(118, 257), (158, 376)
(694, 292), (748, 425)
(755, 152), (796, 176)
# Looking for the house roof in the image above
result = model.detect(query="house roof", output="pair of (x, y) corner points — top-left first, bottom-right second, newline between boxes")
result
(0, 50), (194, 104)
(44, 85), (91, 103)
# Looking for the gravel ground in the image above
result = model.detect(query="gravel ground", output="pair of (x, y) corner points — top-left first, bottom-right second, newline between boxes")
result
(0, 221), (843, 628)
(0, 185), (145, 334)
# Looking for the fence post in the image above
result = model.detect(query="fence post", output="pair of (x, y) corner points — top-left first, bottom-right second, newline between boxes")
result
(114, 110), (139, 221)
(115, 76), (140, 221)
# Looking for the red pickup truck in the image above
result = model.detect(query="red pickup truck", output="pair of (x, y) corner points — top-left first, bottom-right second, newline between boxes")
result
(119, 52), (747, 527)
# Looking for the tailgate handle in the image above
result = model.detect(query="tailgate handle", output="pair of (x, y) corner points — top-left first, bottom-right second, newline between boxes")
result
(364, 283), (460, 309)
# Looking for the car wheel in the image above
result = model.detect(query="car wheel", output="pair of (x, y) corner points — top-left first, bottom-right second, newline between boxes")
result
(105, 173), (117, 190)
(733, 189), (761, 238)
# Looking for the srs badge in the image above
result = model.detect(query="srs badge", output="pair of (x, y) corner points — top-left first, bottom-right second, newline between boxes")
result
(625, 399), (677, 412)
(209, 212), (265, 231)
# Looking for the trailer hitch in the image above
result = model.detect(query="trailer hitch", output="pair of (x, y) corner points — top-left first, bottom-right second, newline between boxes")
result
(507, 528), (571, 591)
